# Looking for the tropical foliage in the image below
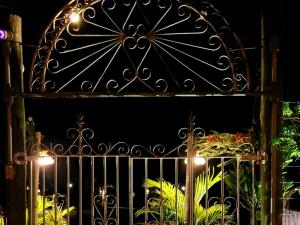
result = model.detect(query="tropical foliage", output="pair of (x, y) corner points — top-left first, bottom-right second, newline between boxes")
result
(219, 101), (300, 223)
(223, 161), (261, 221)
(135, 168), (233, 225)
(33, 195), (75, 225)
(196, 131), (253, 157)
(0, 194), (75, 225)
(272, 102), (300, 206)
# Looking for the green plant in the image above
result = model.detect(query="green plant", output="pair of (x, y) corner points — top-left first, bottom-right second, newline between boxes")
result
(135, 168), (233, 225)
(223, 102), (300, 222)
(224, 163), (261, 212)
(32, 195), (75, 225)
(272, 102), (300, 207)
(196, 131), (252, 157)
(0, 194), (75, 225)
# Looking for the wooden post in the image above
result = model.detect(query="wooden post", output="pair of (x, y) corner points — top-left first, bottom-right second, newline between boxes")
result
(260, 3), (282, 225)
(259, 9), (272, 225)
(270, 37), (282, 225)
(0, 11), (26, 225)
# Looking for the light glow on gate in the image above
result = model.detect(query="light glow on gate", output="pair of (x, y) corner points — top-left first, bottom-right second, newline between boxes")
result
(184, 155), (206, 166)
(38, 150), (54, 166)
(69, 12), (80, 23)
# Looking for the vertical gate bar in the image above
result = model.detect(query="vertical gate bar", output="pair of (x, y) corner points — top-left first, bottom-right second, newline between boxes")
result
(129, 158), (134, 225)
(237, 158), (240, 225)
(144, 158), (148, 225)
(205, 158), (209, 225)
(251, 160), (255, 225)
(54, 157), (58, 224)
(79, 157), (83, 225)
(67, 157), (70, 225)
(29, 161), (33, 225)
(104, 157), (107, 224)
(175, 158), (178, 225)
(78, 117), (83, 225)
(190, 157), (194, 225)
(91, 157), (94, 225)
(160, 158), (163, 224)
(221, 157), (225, 224)
(42, 166), (46, 225)
(116, 157), (120, 225)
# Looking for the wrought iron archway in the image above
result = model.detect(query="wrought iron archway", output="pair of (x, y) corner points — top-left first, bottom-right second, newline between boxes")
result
(29, 0), (250, 95)
(23, 0), (259, 225)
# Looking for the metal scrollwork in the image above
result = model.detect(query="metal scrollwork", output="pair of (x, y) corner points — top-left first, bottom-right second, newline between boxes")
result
(42, 116), (256, 159)
(29, 0), (250, 94)
(94, 186), (118, 225)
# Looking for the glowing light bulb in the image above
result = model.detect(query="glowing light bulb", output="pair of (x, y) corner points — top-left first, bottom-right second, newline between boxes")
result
(184, 156), (206, 165)
(38, 151), (54, 166)
(194, 156), (205, 165)
(38, 156), (54, 166)
(70, 12), (80, 23)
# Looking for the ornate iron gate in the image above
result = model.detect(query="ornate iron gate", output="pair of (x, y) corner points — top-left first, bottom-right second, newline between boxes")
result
(22, 0), (259, 224)
(15, 116), (261, 225)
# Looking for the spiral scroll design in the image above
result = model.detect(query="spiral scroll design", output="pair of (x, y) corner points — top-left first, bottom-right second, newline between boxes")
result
(207, 196), (238, 224)
(29, 0), (250, 94)
(94, 186), (118, 225)
(43, 117), (256, 158)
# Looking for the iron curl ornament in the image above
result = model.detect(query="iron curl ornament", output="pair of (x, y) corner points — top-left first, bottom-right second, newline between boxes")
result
(29, 0), (250, 95)
(38, 116), (258, 159)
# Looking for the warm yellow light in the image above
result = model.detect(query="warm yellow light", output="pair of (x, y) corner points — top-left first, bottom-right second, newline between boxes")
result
(70, 12), (80, 23)
(194, 156), (206, 165)
(38, 151), (54, 166)
(38, 156), (54, 166)
(184, 156), (206, 165)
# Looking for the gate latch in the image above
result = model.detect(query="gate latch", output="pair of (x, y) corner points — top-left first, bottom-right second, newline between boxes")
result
(241, 151), (266, 164)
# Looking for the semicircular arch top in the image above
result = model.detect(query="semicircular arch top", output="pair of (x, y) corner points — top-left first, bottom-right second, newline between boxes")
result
(29, 0), (250, 95)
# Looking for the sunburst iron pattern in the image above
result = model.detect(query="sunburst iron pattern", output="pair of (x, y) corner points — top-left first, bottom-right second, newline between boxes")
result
(29, 0), (250, 94)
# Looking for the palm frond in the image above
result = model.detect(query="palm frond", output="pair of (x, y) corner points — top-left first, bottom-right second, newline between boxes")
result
(144, 179), (185, 220)
(195, 204), (232, 225)
(194, 168), (222, 203)
(136, 167), (233, 224)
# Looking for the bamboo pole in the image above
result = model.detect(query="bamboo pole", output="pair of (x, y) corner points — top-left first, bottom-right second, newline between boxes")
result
(259, 9), (271, 225)
(1, 12), (27, 225)
(270, 36), (282, 225)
